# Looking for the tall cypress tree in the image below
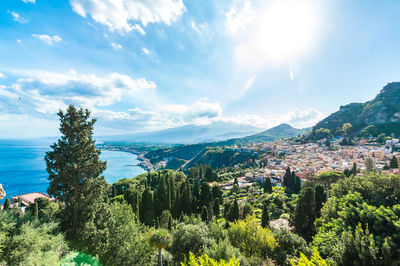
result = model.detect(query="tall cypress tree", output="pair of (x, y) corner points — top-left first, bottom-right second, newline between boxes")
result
(180, 181), (192, 215)
(3, 198), (10, 211)
(155, 175), (169, 216)
(231, 199), (239, 221)
(201, 205), (208, 222)
(351, 163), (357, 176)
(261, 204), (269, 228)
(390, 156), (399, 169)
(294, 187), (316, 242)
(141, 188), (155, 226)
(264, 178), (273, 194)
(33, 202), (39, 219)
(45, 105), (108, 242)
(282, 167), (291, 188)
(213, 199), (220, 218)
(314, 184), (326, 217)
(293, 176), (302, 194)
(199, 182), (212, 210)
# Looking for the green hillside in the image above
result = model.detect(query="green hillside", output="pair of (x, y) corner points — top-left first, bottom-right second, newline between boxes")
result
(311, 82), (400, 139)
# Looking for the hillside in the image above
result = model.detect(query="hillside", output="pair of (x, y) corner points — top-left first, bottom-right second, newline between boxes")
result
(235, 123), (309, 144)
(312, 82), (400, 138)
(144, 123), (306, 169)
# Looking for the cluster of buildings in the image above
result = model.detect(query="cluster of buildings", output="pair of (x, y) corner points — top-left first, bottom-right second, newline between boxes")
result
(222, 139), (400, 189)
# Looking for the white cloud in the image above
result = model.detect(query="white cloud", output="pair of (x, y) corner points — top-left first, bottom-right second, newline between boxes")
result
(225, 0), (254, 35)
(142, 47), (150, 55)
(22, 0), (35, 3)
(224, 108), (325, 129)
(289, 71), (294, 81)
(191, 20), (211, 36)
(111, 42), (123, 49)
(11, 12), (29, 24)
(69, 0), (185, 34)
(17, 39), (22, 43)
(32, 34), (62, 45)
(0, 73), (5, 79)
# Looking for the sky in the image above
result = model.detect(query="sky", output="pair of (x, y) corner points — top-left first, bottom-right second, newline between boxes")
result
(1, 0), (400, 138)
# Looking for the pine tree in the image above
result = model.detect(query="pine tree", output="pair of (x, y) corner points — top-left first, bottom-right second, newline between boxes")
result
(45, 105), (108, 242)
(390, 156), (399, 169)
(294, 187), (316, 242)
(3, 198), (10, 211)
(293, 176), (302, 194)
(261, 204), (269, 228)
(264, 178), (273, 194)
(315, 184), (326, 217)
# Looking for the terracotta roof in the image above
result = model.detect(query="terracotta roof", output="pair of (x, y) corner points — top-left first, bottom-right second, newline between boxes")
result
(11, 192), (55, 206)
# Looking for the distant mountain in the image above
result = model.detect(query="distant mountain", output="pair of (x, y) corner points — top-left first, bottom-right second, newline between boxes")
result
(312, 82), (400, 138)
(99, 121), (263, 144)
(234, 123), (309, 144)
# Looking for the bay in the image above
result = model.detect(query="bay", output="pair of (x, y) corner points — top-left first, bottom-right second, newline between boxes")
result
(0, 140), (145, 203)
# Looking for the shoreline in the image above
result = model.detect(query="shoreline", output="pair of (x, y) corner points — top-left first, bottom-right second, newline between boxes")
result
(99, 146), (153, 172)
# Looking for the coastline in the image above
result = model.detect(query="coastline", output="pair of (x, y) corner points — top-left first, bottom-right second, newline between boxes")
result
(99, 145), (154, 172)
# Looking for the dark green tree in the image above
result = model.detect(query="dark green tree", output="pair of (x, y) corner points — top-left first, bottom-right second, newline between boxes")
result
(201, 205), (208, 222)
(351, 162), (357, 176)
(213, 199), (220, 218)
(264, 178), (273, 194)
(390, 156), (399, 169)
(45, 105), (108, 243)
(33, 202), (39, 219)
(282, 167), (291, 188)
(180, 181), (192, 215)
(314, 184), (326, 217)
(199, 182), (212, 210)
(140, 188), (155, 226)
(261, 204), (269, 228)
(155, 176), (169, 217)
(231, 199), (239, 221)
(293, 176), (302, 194)
(3, 198), (10, 211)
(294, 187), (316, 242)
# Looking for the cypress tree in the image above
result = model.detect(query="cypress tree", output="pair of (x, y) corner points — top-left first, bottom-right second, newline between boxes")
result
(294, 187), (316, 242)
(201, 205), (208, 222)
(33, 202), (39, 219)
(293, 176), (302, 194)
(290, 171), (296, 190)
(315, 184), (327, 217)
(264, 178), (273, 193)
(207, 203), (213, 222)
(141, 188), (155, 226)
(351, 163), (357, 176)
(261, 204), (269, 228)
(155, 175), (169, 216)
(282, 167), (291, 188)
(45, 105), (108, 242)
(213, 199), (220, 218)
(180, 181), (192, 215)
(233, 177), (239, 186)
(3, 198), (10, 211)
(390, 156), (399, 169)
(199, 182), (212, 210)
(232, 199), (239, 221)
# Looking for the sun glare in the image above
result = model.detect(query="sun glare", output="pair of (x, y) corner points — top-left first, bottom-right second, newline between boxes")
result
(236, 0), (321, 69)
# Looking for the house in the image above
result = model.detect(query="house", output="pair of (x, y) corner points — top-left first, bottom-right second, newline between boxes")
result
(11, 192), (55, 207)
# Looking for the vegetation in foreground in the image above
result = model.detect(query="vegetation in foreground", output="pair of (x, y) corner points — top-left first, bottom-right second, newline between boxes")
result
(1, 105), (400, 266)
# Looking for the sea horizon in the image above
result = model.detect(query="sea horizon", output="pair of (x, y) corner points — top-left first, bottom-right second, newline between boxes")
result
(0, 139), (145, 202)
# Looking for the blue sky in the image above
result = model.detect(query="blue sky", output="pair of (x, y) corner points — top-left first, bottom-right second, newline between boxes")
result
(1, 0), (400, 138)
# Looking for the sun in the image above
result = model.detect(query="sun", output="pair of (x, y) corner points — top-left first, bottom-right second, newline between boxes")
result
(235, 0), (321, 69)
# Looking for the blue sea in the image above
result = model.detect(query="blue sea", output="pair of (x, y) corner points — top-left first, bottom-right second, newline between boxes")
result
(0, 140), (145, 202)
